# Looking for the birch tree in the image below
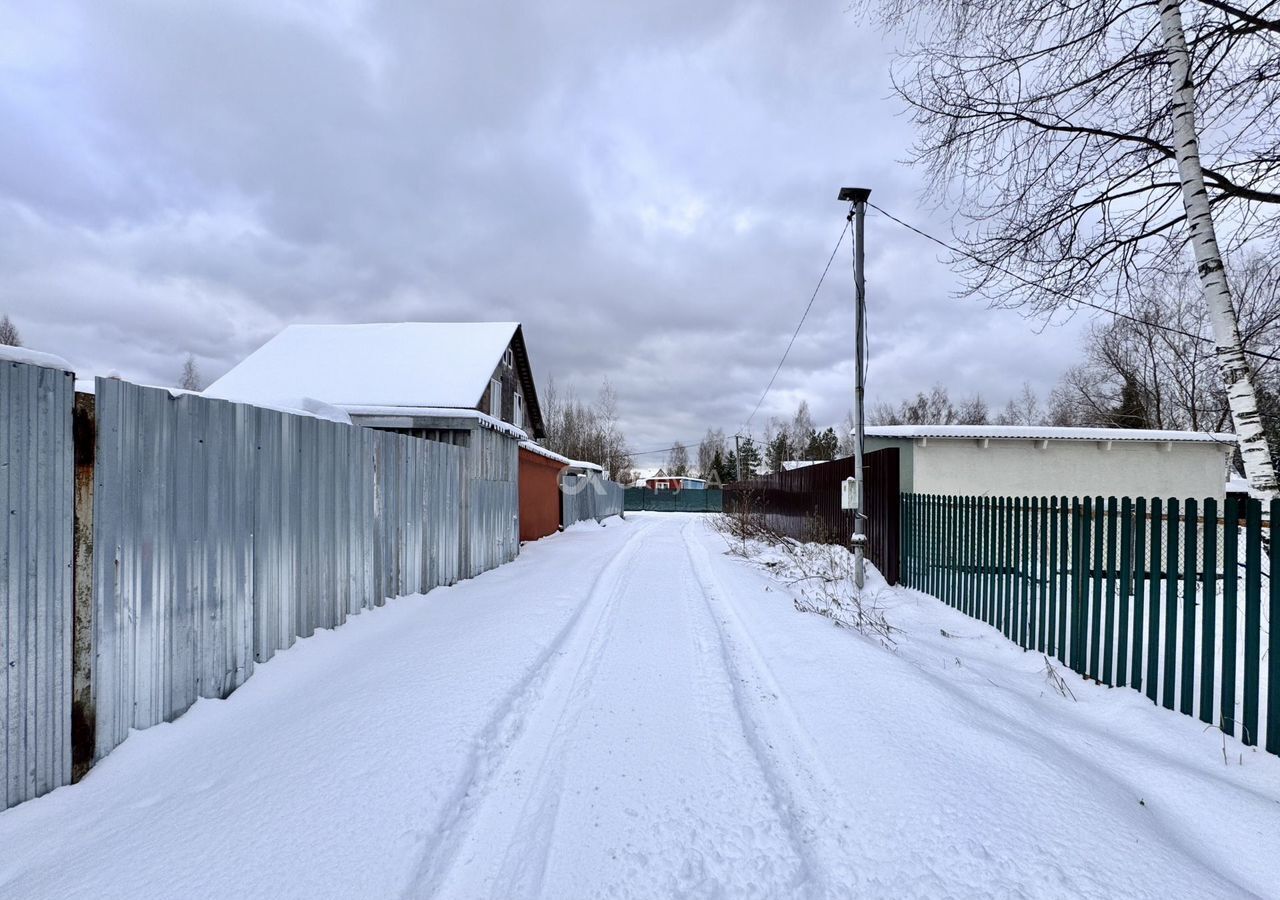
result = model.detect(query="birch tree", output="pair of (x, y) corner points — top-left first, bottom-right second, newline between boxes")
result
(1157, 0), (1275, 490)
(863, 0), (1280, 491)
(0, 314), (20, 346)
(540, 377), (634, 480)
(666, 441), (690, 476)
(697, 428), (727, 477)
(180, 354), (202, 391)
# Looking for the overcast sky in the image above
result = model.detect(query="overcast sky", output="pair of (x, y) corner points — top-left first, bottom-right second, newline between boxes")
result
(0, 0), (1091, 455)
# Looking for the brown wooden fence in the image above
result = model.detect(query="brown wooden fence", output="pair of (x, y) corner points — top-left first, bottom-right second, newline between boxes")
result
(723, 448), (900, 584)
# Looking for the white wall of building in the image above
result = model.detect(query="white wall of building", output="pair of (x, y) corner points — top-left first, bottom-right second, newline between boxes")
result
(911, 439), (1231, 502)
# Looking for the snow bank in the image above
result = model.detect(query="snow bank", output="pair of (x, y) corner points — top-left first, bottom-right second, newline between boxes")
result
(0, 344), (73, 372)
(3, 515), (1275, 898)
(716, 524), (1280, 896)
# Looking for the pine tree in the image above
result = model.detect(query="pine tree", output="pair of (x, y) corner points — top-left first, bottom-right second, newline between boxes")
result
(719, 450), (738, 484)
(0, 314), (21, 347)
(1107, 377), (1150, 429)
(737, 438), (762, 477)
(706, 449), (725, 486)
(766, 433), (790, 473)
(806, 427), (839, 461)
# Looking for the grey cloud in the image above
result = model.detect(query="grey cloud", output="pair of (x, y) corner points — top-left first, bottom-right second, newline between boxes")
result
(0, 0), (1088, 454)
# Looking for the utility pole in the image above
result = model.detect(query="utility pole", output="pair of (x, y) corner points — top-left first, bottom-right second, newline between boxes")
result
(734, 433), (742, 482)
(838, 187), (870, 588)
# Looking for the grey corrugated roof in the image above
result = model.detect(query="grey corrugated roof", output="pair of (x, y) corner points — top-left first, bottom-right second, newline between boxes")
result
(864, 425), (1235, 444)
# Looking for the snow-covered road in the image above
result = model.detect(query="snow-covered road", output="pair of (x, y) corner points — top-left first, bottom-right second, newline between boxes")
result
(2, 513), (1278, 899)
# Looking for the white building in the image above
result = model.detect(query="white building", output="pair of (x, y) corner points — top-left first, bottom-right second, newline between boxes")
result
(864, 425), (1234, 502)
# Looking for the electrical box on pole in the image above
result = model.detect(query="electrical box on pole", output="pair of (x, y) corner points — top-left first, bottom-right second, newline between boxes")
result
(840, 476), (858, 510)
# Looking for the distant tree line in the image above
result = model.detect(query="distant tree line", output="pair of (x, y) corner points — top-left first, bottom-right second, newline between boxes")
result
(865, 250), (1280, 468)
(684, 429), (763, 483)
(540, 378), (633, 482)
(704, 248), (1280, 479)
(685, 402), (842, 481)
(869, 383), (1040, 427)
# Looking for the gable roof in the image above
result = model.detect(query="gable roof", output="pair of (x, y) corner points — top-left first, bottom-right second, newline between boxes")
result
(206, 321), (531, 413)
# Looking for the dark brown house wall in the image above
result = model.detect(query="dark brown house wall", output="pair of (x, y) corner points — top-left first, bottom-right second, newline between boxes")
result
(519, 446), (562, 542)
(477, 340), (526, 427)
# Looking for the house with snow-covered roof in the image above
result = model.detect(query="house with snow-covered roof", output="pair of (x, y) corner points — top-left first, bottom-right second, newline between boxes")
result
(626, 465), (665, 488)
(646, 474), (708, 491)
(205, 322), (545, 443)
(863, 425), (1234, 502)
(207, 322), (549, 562)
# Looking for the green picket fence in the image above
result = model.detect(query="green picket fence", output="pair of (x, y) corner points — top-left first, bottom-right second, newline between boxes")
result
(624, 487), (723, 512)
(901, 494), (1279, 756)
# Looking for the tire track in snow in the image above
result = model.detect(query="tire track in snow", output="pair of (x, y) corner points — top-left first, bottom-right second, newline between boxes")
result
(680, 519), (858, 897)
(399, 518), (650, 899)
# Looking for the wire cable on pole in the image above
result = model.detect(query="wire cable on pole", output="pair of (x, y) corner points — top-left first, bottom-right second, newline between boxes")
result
(739, 218), (851, 434)
(867, 202), (1280, 366)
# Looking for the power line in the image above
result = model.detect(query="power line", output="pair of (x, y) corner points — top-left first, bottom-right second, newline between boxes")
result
(628, 441), (709, 457)
(867, 201), (1280, 366)
(629, 434), (763, 457)
(739, 217), (851, 433)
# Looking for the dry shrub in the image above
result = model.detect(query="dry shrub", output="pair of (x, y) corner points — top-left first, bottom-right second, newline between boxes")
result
(714, 489), (781, 552)
(781, 542), (896, 646)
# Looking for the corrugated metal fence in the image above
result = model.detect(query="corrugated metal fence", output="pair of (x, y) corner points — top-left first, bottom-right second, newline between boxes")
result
(90, 379), (483, 761)
(1, 359), (74, 809)
(561, 474), (625, 527)
(3, 363), (523, 809)
(901, 493), (1279, 757)
(466, 427), (519, 577)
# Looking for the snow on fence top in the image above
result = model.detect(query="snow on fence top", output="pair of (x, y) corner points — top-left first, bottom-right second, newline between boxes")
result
(567, 460), (604, 473)
(344, 404), (528, 441)
(204, 322), (520, 409)
(518, 440), (573, 466)
(76, 376), (353, 424)
(864, 424), (1236, 445)
(232, 396), (353, 425)
(0, 344), (74, 372)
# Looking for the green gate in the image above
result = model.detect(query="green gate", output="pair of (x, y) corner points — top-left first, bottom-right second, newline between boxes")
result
(624, 488), (723, 512)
